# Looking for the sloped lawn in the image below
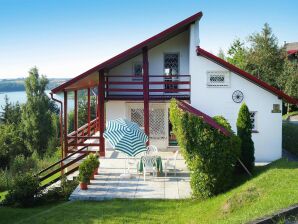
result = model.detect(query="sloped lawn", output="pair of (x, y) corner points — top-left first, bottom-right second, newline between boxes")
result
(1, 159), (298, 224)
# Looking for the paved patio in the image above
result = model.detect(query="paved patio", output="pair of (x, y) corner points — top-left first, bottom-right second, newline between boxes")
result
(69, 149), (191, 200)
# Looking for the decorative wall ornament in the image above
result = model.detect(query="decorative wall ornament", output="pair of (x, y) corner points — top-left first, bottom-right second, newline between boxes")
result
(232, 90), (244, 103)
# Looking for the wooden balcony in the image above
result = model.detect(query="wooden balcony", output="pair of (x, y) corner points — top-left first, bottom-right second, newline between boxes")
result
(105, 75), (191, 101)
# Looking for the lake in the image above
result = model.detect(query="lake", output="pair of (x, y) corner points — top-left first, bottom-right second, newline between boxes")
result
(0, 91), (74, 112)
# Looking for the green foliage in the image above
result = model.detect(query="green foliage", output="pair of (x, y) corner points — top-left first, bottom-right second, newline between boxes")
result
(282, 122), (298, 156)
(0, 169), (12, 191)
(217, 48), (226, 60)
(236, 103), (255, 171)
(283, 111), (298, 120)
(78, 158), (93, 183)
(10, 155), (37, 175)
(4, 172), (40, 207)
(169, 99), (240, 199)
(0, 124), (29, 169)
(226, 38), (248, 70)
(0, 95), (22, 125)
(246, 23), (283, 86)
(21, 67), (58, 156)
(87, 153), (100, 170)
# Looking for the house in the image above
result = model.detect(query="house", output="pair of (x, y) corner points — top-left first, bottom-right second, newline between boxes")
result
(51, 12), (298, 163)
(285, 42), (298, 61)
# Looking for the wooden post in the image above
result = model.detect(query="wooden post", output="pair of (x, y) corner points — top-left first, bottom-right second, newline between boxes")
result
(63, 91), (68, 156)
(143, 47), (150, 145)
(98, 71), (105, 156)
(87, 88), (91, 136)
(74, 90), (78, 149)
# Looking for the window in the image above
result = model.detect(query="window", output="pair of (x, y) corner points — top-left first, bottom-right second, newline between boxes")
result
(207, 71), (230, 87)
(132, 62), (143, 80)
(250, 111), (257, 132)
(164, 53), (179, 89)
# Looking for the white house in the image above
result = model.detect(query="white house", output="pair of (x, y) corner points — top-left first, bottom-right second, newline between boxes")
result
(51, 12), (298, 162)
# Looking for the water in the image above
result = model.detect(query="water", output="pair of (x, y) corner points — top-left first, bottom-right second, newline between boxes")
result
(0, 91), (74, 112)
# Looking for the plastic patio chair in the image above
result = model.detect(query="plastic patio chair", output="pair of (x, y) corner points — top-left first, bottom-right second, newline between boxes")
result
(146, 145), (158, 156)
(141, 156), (157, 181)
(164, 150), (179, 177)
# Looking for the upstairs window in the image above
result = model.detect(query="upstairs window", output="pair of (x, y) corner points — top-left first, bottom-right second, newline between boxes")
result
(132, 62), (143, 80)
(164, 53), (179, 89)
(207, 71), (230, 87)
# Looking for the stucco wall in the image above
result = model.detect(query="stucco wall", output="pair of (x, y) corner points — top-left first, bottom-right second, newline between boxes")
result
(189, 55), (282, 162)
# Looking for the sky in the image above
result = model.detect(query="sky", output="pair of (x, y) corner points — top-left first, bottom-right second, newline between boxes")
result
(0, 0), (297, 78)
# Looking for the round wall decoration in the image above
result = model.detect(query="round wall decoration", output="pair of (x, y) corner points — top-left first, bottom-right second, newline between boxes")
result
(232, 90), (244, 103)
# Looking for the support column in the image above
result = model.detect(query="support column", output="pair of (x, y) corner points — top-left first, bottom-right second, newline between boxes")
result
(87, 88), (91, 136)
(98, 71), (105, 156)
(143, 47), (150, 145)
(63, 91), (68, 156)
(74, 90), (78, 149)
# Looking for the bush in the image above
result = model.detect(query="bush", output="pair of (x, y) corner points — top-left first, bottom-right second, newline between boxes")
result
(169, 99), (240, 199)
(236, 103), (255, 171)
(4, 172), (40, 207)
(10, 155), (37, 174)
(78, 159), (92, 183)
(88, 153), (100, 170)
(282, 121), (298, 156)
(0, 169), (12, 191)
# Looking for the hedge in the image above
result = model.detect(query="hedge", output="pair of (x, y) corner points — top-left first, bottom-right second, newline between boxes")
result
(169, 99), (241, 199)
(282, 121), (298, 156)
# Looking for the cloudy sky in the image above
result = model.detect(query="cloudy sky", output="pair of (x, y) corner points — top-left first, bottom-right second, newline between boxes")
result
(0, 0), (297, 78)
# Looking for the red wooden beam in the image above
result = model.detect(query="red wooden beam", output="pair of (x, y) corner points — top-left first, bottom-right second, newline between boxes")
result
(63, 91), (68, 156)
(98, 71), (106, 156)
(74, 90), (78, 149)
(87, 88), (91, 135)
(143, 47), (150, 145)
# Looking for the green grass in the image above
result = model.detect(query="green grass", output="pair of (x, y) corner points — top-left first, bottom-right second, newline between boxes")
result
(1, 159), (298, 224)
(40, 172), (61, 187)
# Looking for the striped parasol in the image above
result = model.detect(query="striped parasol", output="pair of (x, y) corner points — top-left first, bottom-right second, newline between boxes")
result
(103, 118), (148, 157)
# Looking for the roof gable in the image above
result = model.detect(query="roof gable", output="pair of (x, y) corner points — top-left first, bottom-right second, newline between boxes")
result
(197, 47), (298, 105)
(52, 12), (203, 93)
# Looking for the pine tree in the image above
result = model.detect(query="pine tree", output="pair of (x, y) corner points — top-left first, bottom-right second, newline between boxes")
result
(236, 103), (255, 171)
(21, 67), (55, 156)
(227, 38), (248, 70)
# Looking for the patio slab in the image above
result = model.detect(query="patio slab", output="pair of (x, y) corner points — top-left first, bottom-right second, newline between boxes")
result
(69, 149), (191, 200)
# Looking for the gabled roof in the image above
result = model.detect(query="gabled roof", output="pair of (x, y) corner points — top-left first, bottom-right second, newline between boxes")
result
(177, 100), (231, 136)
(197, 47), (298, 105)
(52, 12), (203, 93)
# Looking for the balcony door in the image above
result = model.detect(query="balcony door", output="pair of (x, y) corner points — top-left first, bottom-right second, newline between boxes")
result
(164, 53), (179, 90)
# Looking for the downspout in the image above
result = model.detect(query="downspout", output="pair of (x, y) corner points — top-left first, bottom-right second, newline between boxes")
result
(50, 92), (64, 172)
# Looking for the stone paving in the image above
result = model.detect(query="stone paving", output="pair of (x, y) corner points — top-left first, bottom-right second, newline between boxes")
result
(69, 149), (191, 200)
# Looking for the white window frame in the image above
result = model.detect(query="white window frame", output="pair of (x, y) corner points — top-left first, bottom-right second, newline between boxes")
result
(206, 71), (230, 87)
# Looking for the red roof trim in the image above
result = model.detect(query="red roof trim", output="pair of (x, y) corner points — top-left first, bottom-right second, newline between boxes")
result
(287, 50), (298, 55)
(197, 47), (298, 105)
(52, 12), (203, 93)
(177, 100), (231, 136)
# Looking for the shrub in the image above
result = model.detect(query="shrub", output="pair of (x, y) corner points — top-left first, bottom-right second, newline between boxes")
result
(78, 159), (92, 183)
(282, 121), (298, 156)
(88, 153), (100, 170)
(236, 103), (255, 171)
(169, 99), (240, 199)
(10, 155), (37, 174)
(0, 169), (12, 191)
(4, 172), (40, 207)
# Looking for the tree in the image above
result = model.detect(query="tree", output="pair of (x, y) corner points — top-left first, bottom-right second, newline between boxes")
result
(21, 67), (57, 156)
(217, 48), (226, 60)
(246, 23), (283, 86)
(236, 103), (255, 171)
(226, 38), (248, 70)
(0, 95), (22, 125)
(277, 59), (298, 112)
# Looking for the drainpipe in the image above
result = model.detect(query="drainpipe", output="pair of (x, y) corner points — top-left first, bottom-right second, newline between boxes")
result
(50, 92), (64, 172)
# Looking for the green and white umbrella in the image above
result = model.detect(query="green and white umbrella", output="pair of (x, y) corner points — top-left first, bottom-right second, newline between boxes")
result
(103, 118), (148, 157)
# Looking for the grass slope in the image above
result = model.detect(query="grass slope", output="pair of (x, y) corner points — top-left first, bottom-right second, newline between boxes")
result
(1, 159), (298, 224)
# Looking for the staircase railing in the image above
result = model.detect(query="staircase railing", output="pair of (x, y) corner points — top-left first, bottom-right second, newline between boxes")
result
(37, 144), (92, 189)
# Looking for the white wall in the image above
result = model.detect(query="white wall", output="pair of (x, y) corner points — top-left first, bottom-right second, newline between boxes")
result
(189, 53), (282, 162)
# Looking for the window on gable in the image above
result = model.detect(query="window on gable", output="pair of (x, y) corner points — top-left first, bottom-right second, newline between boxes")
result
(207, 71), (230, 87)
(249, 111), (258, 132)
(164, 53), (179, 89)
(132, 62), (143, 80)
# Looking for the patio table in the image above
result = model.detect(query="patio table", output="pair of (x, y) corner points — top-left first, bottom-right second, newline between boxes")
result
(138, 156), (163, 174)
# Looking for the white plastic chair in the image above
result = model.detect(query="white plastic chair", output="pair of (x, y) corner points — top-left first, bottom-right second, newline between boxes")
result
(146, 145), (158, 156)
(164, 150), (179, 177)
(141, 156), (157, 181)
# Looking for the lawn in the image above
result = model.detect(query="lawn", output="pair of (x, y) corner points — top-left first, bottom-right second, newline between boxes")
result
(1, 159), (298, 224)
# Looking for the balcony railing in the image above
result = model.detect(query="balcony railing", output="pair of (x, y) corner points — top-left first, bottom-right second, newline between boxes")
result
(105, 75), (191, 100)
